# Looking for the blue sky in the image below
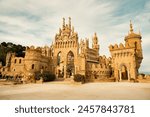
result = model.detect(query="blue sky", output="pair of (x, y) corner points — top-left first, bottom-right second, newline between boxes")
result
(0, 0), (150, 73)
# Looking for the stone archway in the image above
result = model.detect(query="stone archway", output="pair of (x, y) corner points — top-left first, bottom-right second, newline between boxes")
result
(121, 65), (128, 80)
(66, 51), (74, 78)
(119, 64), (129, 81)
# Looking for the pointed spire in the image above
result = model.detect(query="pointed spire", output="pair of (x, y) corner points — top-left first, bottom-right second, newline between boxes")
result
(69, 17), (71, 28)
(130, 20), (133, 33)
(63, 17), (65, 27)
(93, 32), (98, 45)
(94, 32), (97, 37)
(138, 25), (141, 35)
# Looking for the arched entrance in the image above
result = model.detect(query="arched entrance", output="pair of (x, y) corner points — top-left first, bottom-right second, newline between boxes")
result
(120, 65), (128, 80)
(66, 51), (74, 78)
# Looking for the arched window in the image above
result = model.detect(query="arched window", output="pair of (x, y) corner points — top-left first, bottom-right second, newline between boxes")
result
(57, 52), (61, 66)
(51, 50), (54, 58)
(67, 51), (74, 64)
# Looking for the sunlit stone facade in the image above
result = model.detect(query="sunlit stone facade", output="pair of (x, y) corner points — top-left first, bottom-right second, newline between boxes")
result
(0, 18), (143, 82)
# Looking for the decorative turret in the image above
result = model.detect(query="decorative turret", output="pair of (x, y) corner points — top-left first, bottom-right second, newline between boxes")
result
(109, 21), (143, 81)
(125, 20), (142, 42)
(130, 20), (133, 33)
(62, 17), (65, 28)
(69, 17), (71, 29)
(92, 33), (99, 52)
(125, 21), (143, 60)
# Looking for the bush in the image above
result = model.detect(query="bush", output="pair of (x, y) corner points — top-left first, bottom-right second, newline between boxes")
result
(74, 74), (85, 83)
(0, 73), (2, 79)
(43, 73), (56, 82)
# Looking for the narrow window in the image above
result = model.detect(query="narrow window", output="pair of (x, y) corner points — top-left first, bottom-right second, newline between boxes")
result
(32, 64), (34, 69)
(19, 59), (21, 64)
(57, 52), (61, 66)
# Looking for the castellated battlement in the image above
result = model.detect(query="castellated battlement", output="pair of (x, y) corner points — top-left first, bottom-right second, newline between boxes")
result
(25, 46), (50, 58)
(26, 46), (42, 52)
(109, 42), (135, 51)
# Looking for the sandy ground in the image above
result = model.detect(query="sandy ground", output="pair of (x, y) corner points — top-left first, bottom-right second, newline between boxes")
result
(0, 81), (150, 100)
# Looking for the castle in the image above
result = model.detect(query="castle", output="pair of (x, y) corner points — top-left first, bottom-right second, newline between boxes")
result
(0, 18), (143, 82)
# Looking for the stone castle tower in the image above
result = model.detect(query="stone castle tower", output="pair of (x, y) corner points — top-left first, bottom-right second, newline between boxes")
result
(125, 21), (143, 70)
(52, 17), (79, 78)
(109, 21), (143, 81)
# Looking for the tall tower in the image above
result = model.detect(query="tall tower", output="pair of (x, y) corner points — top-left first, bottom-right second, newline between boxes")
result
(53, 17), (79, 78)
(125, 21), (143, 69)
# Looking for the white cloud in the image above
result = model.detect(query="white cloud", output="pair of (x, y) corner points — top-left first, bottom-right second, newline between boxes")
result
(0, 0), (150, 72)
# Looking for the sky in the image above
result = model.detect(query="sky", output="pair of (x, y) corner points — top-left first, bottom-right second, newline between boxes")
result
(0, 0), (150, 73)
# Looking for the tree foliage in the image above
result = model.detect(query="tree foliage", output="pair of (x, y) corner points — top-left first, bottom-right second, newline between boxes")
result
(0, 42), (25, 66)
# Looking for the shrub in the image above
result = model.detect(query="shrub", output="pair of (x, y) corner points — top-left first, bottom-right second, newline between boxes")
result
(0, 73), (2, 79)
(43, 73), (56, 82)
(74, 74), (85, 83)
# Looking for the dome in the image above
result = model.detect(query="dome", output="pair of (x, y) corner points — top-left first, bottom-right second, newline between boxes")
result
(125, 32), (141, 40)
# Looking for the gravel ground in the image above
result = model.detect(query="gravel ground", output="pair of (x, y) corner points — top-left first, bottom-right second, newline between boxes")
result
(0, 82), (150, 100)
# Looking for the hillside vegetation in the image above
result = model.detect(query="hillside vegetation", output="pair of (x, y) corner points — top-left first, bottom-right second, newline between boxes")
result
(0, 42), (25, 66)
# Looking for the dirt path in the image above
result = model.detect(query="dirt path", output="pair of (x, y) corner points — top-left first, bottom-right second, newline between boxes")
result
(0, 82), (150, 100)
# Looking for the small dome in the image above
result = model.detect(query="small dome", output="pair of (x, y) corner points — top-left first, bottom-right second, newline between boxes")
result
(125, 32), (141, 40)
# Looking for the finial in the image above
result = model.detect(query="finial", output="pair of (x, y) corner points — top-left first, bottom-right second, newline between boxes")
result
(63, 17), (65, 27)
(138, 25), (141, 35)
(69, 17), (71, 27)
(130, 20), (133, 33)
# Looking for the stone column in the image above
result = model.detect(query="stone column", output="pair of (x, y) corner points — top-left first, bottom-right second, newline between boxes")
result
(74, 65), (77, 74)
(127, 69), (130, 81)
(114, 69), (118, 82)
(64, 66), (66, 79)
(119, 69), (122, 82)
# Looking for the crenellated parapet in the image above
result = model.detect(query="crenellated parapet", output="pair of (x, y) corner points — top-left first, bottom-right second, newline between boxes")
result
(25, 46), (43, 59)
(26, 46), (42, 52)
(109, 43), (133, 51)
(99, 55), (111, 66)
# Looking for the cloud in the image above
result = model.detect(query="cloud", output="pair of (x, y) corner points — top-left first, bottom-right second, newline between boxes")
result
(0, 0), (150, 72)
